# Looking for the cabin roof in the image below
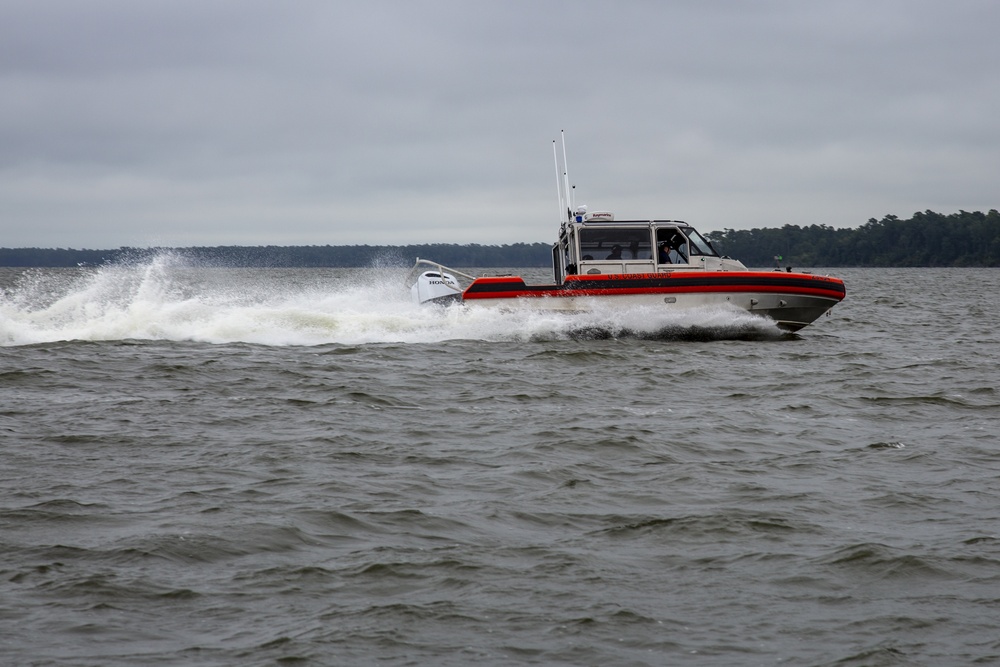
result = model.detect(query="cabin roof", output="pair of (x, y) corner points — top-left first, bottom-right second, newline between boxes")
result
(570, 219), (691, 227)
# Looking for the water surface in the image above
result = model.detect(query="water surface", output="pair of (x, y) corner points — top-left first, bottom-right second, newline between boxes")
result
(2, 262), (998, 665)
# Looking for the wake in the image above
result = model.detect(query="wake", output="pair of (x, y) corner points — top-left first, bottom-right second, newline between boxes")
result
(0, 254), (785, 347)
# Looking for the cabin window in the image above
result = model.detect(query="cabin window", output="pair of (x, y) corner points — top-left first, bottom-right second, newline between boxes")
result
(656, 227), (720, 264)
(559, 233), (575, 276)
(578, 228), (653, 261)
(686, 230), (719, 257)
(657, 228), (689, 264)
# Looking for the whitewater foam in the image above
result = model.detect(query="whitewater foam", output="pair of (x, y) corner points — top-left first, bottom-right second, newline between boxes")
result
(0, 255), (783, 347)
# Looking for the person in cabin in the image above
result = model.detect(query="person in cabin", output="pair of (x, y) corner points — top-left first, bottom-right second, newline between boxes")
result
(659, 240), (685, 264)
(606, 245), (623, 260)
(658, 242), (673, 264)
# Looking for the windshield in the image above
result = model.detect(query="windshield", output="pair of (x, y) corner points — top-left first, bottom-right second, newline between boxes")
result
(685, 230), (719, 257)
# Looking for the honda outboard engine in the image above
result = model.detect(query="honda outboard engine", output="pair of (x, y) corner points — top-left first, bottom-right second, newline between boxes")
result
(411, 271), (462, 305)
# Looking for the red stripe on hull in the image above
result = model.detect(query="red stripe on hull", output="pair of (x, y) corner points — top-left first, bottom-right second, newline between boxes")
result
(461, 271), (846, 302)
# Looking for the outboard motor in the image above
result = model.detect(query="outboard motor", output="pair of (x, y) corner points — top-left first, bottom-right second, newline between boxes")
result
(411, 271), (462, 305)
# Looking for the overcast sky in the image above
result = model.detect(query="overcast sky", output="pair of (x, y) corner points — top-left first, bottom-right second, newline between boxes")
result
(2, 1), (998, 248)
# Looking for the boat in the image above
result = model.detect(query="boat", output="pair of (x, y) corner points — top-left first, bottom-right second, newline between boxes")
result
(407, 135), (846, 332)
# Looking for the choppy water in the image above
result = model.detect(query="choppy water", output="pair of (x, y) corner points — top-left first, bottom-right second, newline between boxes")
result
(2, 259), (999, 666)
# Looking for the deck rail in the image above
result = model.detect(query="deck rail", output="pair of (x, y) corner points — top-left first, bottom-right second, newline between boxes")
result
(404, 258), (478, 292)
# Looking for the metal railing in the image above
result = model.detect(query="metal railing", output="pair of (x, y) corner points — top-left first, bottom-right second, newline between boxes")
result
(404, 258), (478, 292)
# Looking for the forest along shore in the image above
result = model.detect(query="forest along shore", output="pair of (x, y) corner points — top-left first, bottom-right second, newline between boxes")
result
(2, 209), (998, 268)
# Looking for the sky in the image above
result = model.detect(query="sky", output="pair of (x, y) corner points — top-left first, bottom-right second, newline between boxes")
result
(2, 0), (998, 249)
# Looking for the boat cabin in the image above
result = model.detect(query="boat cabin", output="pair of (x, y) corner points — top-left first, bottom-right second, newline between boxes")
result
(551, 211), (738, 283)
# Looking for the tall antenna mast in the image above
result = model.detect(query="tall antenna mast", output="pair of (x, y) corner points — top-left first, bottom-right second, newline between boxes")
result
(560, 130), (573, 220)
(553, 140), (564, 223)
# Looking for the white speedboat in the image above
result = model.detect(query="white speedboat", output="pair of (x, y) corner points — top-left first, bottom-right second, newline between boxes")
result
(408, 137), (845, 332)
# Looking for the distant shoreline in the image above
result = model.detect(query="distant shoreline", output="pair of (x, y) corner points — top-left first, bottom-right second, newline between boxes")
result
(4, 209), (999, 267)
(0, 244), (552, 269)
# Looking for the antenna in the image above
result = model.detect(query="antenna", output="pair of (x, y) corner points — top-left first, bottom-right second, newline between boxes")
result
(553, 140), (564, 222)
(560, 130), (573, 219)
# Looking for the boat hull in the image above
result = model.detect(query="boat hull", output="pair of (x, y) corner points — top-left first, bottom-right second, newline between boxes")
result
(457, 271), (846, 332)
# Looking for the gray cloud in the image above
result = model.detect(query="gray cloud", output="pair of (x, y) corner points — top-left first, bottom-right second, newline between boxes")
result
(2, 0), (997, 248)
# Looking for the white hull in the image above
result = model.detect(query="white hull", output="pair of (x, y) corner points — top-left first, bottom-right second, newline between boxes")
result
(455, 290), (838, 331)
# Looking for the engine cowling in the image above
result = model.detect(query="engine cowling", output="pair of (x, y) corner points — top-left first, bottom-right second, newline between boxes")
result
(411, 271), (462, 304)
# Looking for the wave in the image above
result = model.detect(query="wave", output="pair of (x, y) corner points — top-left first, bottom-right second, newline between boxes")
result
(0, 253), (785, 347)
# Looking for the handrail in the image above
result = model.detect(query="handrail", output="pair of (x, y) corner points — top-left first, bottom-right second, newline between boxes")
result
(404, 258), (477, 291)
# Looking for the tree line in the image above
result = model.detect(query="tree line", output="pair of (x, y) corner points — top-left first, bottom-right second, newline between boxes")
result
(3, 210), (999, 268)
(704, 209), (1000, 267)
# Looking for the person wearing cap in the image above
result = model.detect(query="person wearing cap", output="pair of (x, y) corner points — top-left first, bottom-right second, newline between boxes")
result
(658, 242), (673, 264)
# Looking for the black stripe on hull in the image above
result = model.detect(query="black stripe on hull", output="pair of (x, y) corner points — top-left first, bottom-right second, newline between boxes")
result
(463, 273), (846, 299)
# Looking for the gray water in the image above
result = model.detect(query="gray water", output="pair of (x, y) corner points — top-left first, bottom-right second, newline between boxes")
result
(2, 261), (999, 666)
